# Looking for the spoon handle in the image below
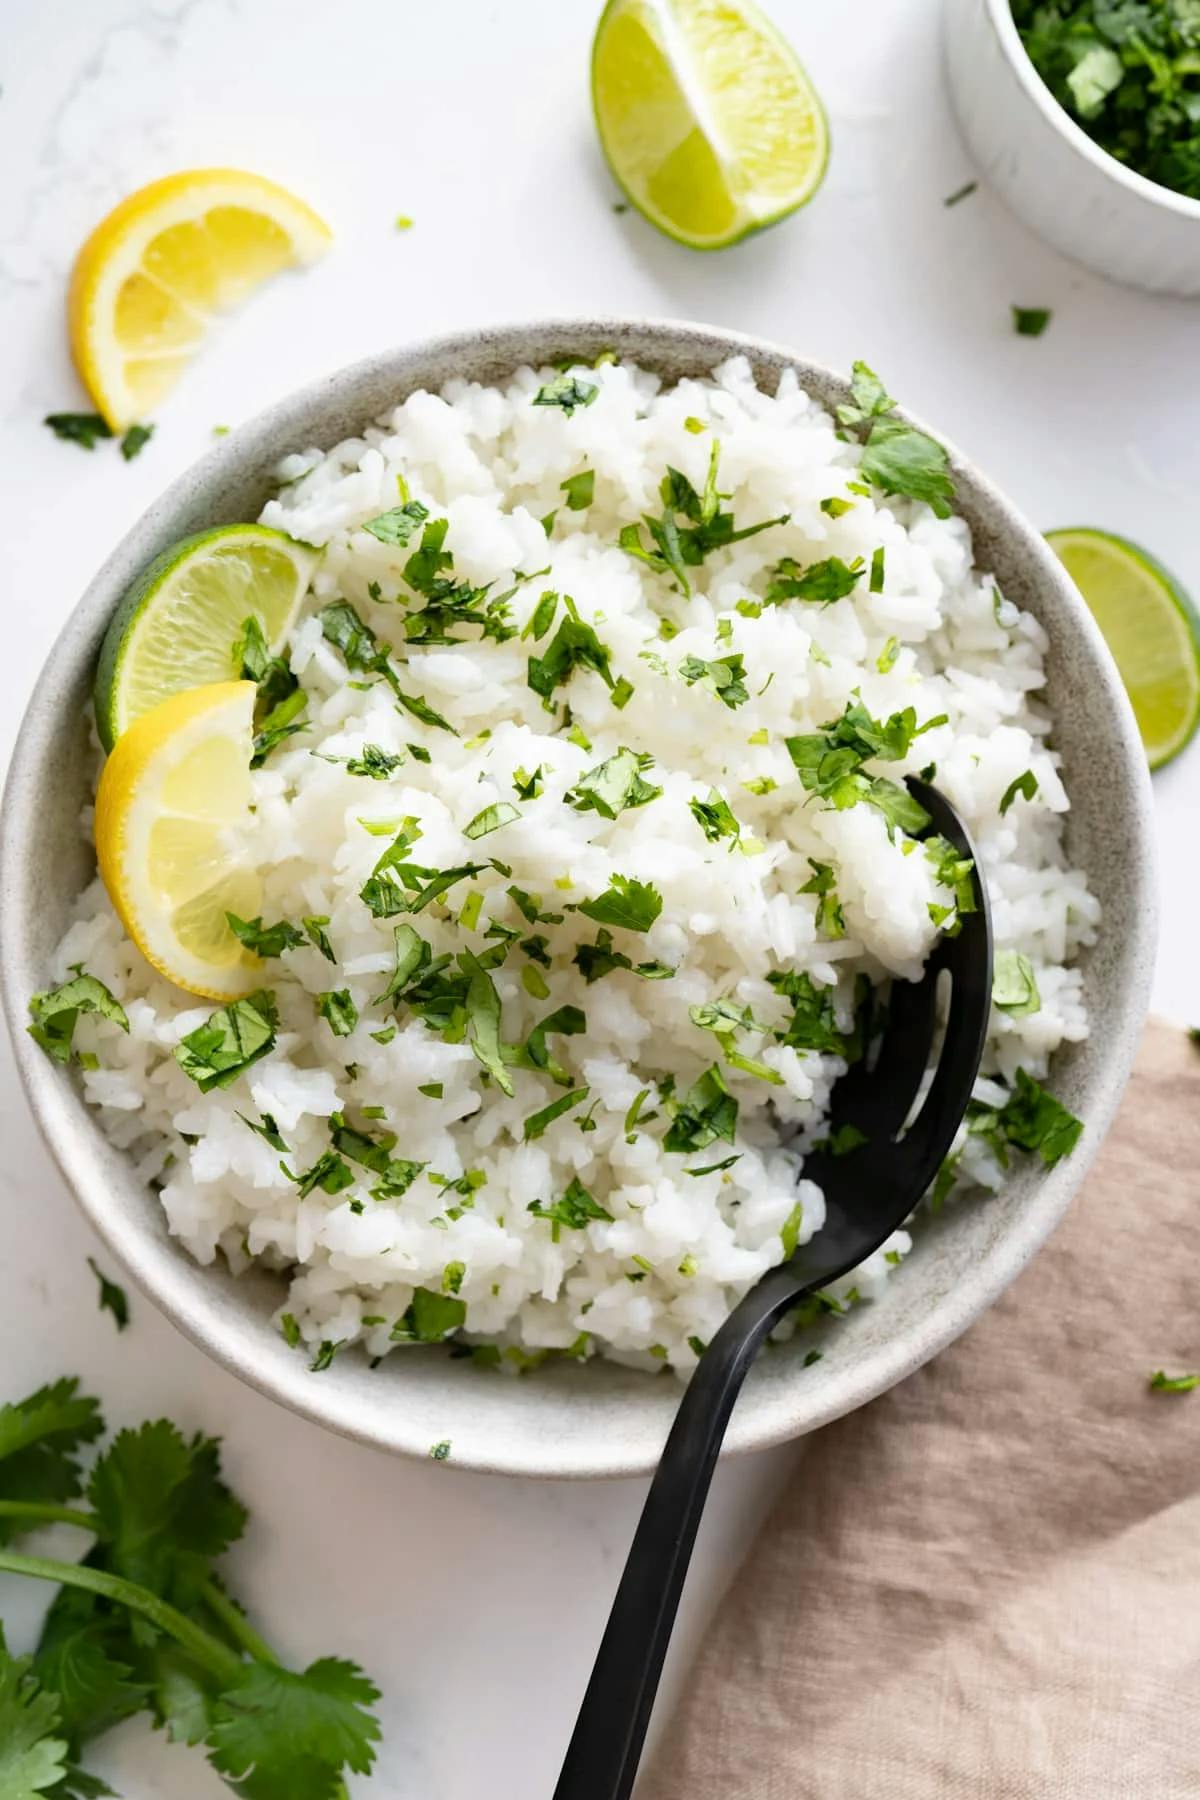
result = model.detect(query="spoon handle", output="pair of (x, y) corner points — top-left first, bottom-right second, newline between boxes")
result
(552, 1260), (811, 1800)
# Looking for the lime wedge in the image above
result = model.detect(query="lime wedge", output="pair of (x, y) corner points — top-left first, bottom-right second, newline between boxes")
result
(94, 524), (318, 750)
(1047, 527), (1200, 771)
(591, 0), (828, 251)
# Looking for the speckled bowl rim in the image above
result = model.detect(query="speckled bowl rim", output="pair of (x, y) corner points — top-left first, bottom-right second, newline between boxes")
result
(0, 318), (1157, 1479)
(983, 0), (1200, 220)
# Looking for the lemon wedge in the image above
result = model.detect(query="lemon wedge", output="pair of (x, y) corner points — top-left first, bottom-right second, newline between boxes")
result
(69, 169), (332, 431)
(94, 681), (265, 999)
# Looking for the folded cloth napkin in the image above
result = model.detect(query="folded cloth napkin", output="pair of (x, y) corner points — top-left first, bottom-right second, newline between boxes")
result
(643, 1019), (1200, 1800)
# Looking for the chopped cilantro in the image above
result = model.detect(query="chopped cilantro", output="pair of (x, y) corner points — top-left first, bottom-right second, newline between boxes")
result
(523, 1088), (589, 1141)
(876, 635), (900, 673)
(820, 495), (854, 518)
(573, 929), (674, 984)
(560, 469), (595, 510)
(1000, 769), (1039, 815)
(992, 948), (1041, 1016)
(251, 686), (308, 765)
(1012, 306), (1052, 337)
(303, 915), (336, 962)
(281, 1148), (355, 1199)
(462, 953), (513, 1095)
(678, 652), (749, 710)
(87, 1258), (130, 1332)
(663, 1064), (738, 1154)
(44, 412), (113, 450)
(225, 913), (305, 958)
(309, 1340), (344, 1371)
(970, 1069), (1083, 1168)
(528, 598), (615, 702)
(577, 873), (663, 932)
(619, 441), (789, 597)
(280, 1312), (302, 1347)
(785, 698), (941, 834)
(361, 499), (429, 546)
(464, 801), (521, 839)
(800, 859), (846, 938)
(566, 748), (661, 819)
(512, 764), (546, 800)
(870, 545), (886, 592)
(418, 1082), (443, 1099)
(392, 1287), (466, 1341)
(943, 178), (977, 205)
(764, 555), (863, 605)
(768, 969), (852, 1055)
(175, 992), (277, 1092)
(120, 422), (154, 461)
(532, 373), (599, 414)
(320, 599), (455, 733)
(688, 788), (742, 847)
(529, 1177), (613, 1234)
(837, 361), (955, 518)
(238, 1110), (288, 1152)
(523, 590), (559, 641)
(28, 971), (129, 1064)
(429, 1439), (452, 1460)
(316, 990), (358, 1037)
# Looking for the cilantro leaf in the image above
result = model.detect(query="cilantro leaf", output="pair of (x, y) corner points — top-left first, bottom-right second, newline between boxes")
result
(0, 1380), (103, 1541)
(522, 590), (559, 642)
(532, 373), (598, 415)
(361, 499), (429, 546)
(838, 361), (956, 518)
(87, 1420), (247, 1610)
(992, 948), (1041, 1016)
(319, 600), (455, 733)
(529, 1177), (613, 1231)
(577, 874), (663, 933)
(560, 470), (595, 510)
(303, 917), (336, 963)
(523, 1088), (589, 1141)
(86, 1259), (129, 1332)
(282, 1149), (355, 1200)
(800, 859), (846, 938)
(1012, 306), (1052, 337)
(44, 413), (112, 451)
(207, 1656), (381, 1796)
(566, 748), (661, 820)
(175, 993), (277, 1092)
(238, 1111), (288, 1152)
(572, 928), (673, 984)
(764, 556), (863, 605)
(33, 1590), (147, 1748)
(316, 990), (358, 1037)
(120, 423), (154, 462)
(329, 1114), (425, 1199)
(768, 969), (851, 1055)
(462, 953), (513, 1095)
(619, 442), (788, 596)
(464, 802), (521, 840)
(663, 1065), (738, 1155)
(392, 1289), (466, 1342)
(970, 1069), (1083, 1169)
(688, 788), (741, 847)
(251, 687), (307, 766)
(0, 1632), (69, 1799)
(27, 973), (128, 1065)
(527, 601), (615, 702)
(225, 914), (306, 959)
(678, 653), (749, 710)
(1000, 769), (1038, 815)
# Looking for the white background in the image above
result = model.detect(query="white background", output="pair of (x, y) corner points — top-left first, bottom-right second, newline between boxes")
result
(1, 1), (1197, 1794)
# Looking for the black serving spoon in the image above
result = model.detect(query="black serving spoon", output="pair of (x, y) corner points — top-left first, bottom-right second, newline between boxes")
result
(553, 780), (993, 1800)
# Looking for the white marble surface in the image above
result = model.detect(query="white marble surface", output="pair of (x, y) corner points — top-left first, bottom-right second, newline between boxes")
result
(1, 1), (1197, 1794)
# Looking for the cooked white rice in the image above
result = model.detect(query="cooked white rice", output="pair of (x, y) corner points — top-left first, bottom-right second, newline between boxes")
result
(54, 356), (1098, 1375)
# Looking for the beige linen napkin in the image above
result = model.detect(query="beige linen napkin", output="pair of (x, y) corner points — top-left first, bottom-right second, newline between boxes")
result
(645, 1019), (1200, 1800)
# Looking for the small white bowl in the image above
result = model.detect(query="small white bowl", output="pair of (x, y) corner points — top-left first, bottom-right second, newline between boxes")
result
(944, 0), (1200, 295)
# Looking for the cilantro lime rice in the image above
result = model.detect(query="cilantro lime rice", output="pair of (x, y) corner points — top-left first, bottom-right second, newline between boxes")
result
(47, 356), (1096, 1375)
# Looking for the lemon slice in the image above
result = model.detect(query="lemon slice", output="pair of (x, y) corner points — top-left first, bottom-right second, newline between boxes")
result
(1046, 527), (1200, 771)
(69, 169), (332, 430)
(94, 524), (317, 751)
(591, 0), (828, 250)
(95, 682), (264, 999)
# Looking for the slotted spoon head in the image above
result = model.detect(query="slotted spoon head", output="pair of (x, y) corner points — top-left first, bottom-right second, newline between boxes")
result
(797, 779), (994, 1274)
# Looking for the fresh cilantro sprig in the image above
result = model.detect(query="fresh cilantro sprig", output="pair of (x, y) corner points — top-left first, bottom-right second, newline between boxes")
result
(0, 1382), (383, 1796)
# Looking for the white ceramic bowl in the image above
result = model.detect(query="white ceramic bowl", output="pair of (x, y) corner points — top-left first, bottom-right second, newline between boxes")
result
(0, 320), (1157, 1478)
(944, 0), (1200, 295)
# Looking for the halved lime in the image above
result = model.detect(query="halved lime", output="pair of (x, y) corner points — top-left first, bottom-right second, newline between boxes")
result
(94, 524), (319, 750)
(591, 0), (829, 251)
(1047, 527), (1200, 771)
